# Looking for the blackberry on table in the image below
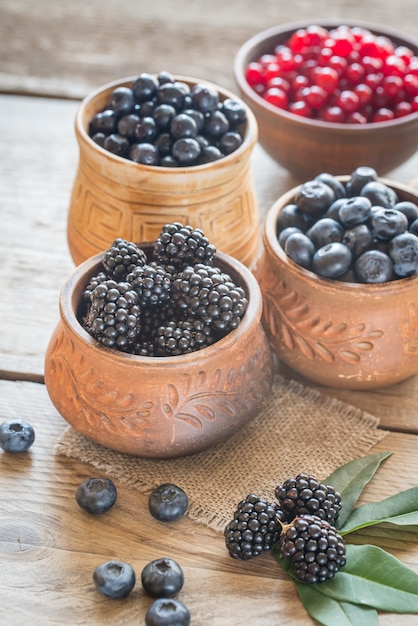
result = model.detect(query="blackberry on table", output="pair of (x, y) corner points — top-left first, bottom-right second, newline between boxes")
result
(102, 238), (147, 280)
(153, 222), (217, 268)
(172, 264), (248, 332)
(224, 494), (287, 560)
(84, 280), (141, 350)
(126, 262), (174, 307)
(275, 473), (342, 525)
(279, 514), (346, 584)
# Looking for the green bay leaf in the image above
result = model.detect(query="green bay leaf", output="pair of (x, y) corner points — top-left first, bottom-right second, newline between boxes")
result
(323, 451), (393, 528)
(315, 544), (418, 613)
(340, 486), (418, 534)
(296, 583), (379, 626)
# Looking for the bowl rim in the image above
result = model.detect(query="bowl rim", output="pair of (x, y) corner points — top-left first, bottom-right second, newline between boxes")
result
(263, 175), (418, 294)
(59, 244), (263, 366)
(234, 19), (418, 132)
(76, 73), (259, 173)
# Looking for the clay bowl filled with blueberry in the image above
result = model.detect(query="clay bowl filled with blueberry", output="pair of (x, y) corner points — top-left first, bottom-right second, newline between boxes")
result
(45, 223), (274, 458)
(234, 21), (418, 180)
(254, 167), (418, 389)
(67, 71), (261, 268)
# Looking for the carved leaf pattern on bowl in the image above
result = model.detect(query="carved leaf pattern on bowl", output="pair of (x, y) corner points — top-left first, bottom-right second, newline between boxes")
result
(262, 277), (384, 364)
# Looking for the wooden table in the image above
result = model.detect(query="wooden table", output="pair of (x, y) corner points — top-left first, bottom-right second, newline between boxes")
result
(1, 2), (418, 623)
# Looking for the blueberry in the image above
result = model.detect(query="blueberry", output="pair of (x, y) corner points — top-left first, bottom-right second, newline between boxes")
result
(132, 73), (159, 103)
(130, 143), (160, 166)
(117, 113), (141, 139)
(284, 232), (315, 269)
(314, 172), (347, 199)
(221, 98), (247, 125)
(0, 419), (35, 453)
(296, 180), (336, 218)
(109, 87), (135, 115)
(190, 83), (219, 113)
(342, 224), (373, 259)
(199, 145), (223, 163)
(276, 203), (306, 232)
(149, 483), (188, 522)
(75, 477), (117, 514)
(157, 83), (186, 111)
(306, 217), (343, 248)
(93, 560), (136, 599)
(389, 232), (418, 277)
(103, 134), (130, 158)
(218, 131), (243, 155)
(182, 108), (205, 133)
(346, 166), (378, 196)
(371, 207), (408, 240)
(145, 598), (191, 626)
(204, 110), (230, 137)
(312, 242), (352, 279)
(324, 198), (346, 222)
(170, 113), (198, 140)
(338, 196), (372, 227)
(354, 250), (394, 283)
(410, 218), (418, 237)
(153, 104), (177, 130)
(393, 200), (418, 225)
(89, 109), (118, 135)
(172, 138), (201, 166)
(134, 116), (158, 143)
(360, 180), (398, 208)
(278, 226), (303, 249)
(141, 558), (184, 598)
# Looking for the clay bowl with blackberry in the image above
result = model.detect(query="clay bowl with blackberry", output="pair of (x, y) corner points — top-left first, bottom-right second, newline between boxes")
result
(67, 72), (260, 268)
(254, 170), (418, 390)
(44, 243), (274, 458)
(234, 21), (418, 180)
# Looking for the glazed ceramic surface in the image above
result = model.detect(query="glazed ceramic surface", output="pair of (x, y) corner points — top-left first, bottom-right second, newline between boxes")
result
(45, 247), (274, 458)
(67, 75), (260, 268)
(254, 178), (418, 389)
(234, 21), (418, 180)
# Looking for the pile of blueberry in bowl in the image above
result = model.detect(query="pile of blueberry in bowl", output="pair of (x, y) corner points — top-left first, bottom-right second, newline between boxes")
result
(89, 70), (249, 167)
(254, 166), (418, 389)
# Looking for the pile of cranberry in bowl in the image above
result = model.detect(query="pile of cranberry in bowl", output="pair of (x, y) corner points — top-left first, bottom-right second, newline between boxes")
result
(234, 21), (418, 178)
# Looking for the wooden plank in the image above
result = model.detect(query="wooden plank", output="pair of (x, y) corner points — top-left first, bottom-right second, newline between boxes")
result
(0, 378), (418, 625)
(1, 0), (418, 99)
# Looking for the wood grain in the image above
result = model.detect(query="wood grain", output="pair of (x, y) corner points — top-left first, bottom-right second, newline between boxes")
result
(1, 379), (418, 625)
(1, 0), (418, 99)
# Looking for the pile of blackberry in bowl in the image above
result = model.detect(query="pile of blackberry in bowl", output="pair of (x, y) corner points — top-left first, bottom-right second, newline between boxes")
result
(81, 223), (248, 356)
(254, 167), (418, 389)
(44, 223), (274, 458)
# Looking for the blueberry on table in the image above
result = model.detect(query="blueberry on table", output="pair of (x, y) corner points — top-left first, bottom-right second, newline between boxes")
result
(148, 483), (188, 522)
(0, 419), (35, 453)
(141, 557), (184, 598)
(145, 598), (191, 626)
(75, 477), (117, 515)
(93, 560), (136, 599)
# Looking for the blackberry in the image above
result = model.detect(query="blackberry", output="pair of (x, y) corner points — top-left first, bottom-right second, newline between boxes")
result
(83, 271), (108, 302)
(127, 262), (174, 307)
(275, 473), (342, 525)
(224, 494), (286, 560)
(85, 280), (141, 349)
(279, 514), (346, 584)
(154, 320), (197, 356)
(102, 238), (147, 279)
(172, 264), (248, 332)
(153, 222), (216, 268)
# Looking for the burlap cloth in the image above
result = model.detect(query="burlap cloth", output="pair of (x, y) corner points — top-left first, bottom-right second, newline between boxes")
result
(55, 374), (388, 532)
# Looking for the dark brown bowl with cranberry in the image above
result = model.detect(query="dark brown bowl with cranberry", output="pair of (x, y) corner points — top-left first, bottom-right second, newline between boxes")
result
(254, 167), (418, 389)
(234, 21), (418, 180)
